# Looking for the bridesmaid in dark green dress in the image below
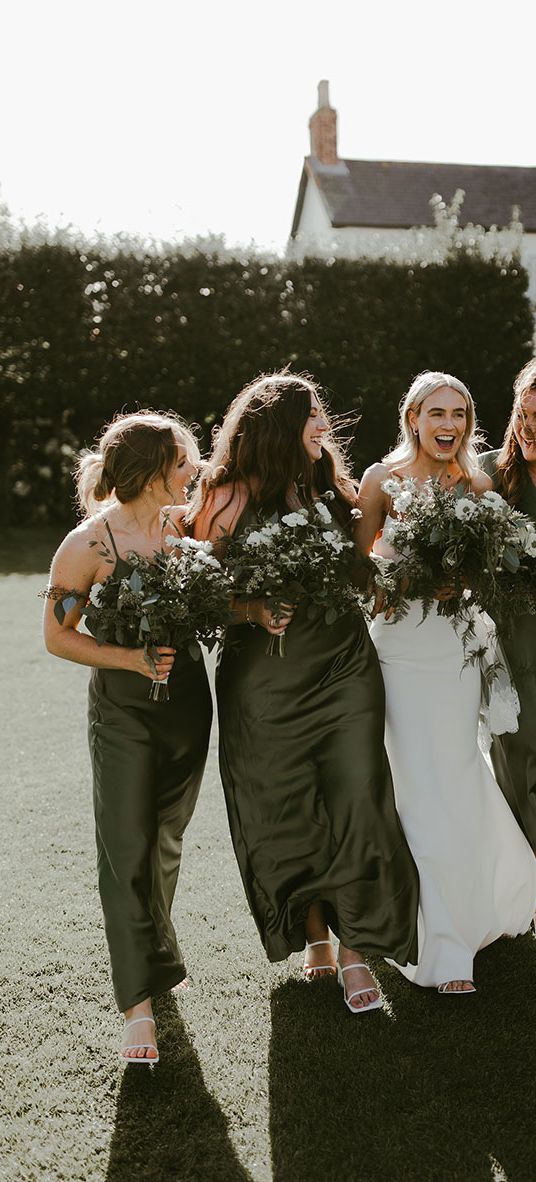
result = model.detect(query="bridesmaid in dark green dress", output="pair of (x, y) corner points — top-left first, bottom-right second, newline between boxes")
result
(193, 373), (419, 1014)
(479, 358), (536, 849)
(43, 412), (212, 1063)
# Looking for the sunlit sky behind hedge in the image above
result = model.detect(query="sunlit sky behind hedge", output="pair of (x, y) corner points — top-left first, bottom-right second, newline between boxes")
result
(1, 0), (534, 253)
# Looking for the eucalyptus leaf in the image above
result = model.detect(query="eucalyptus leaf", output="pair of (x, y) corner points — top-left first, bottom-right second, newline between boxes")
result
(62, 594), (81, 616)
(129, 569), (143, 594)
(188, 642), (201, 661)
(53, 600), (66, 625)
(325, 606), (338, 625)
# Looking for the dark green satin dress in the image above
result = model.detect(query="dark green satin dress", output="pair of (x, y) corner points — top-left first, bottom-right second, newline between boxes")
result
(479, 450), (536, 848)
(216, 505), (419, 964)
(87, 525), (212, 1011)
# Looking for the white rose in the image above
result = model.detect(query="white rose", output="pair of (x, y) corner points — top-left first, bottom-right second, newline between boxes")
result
(381, 478), (402, 497)
(393, 491), (413, 513)
(89, 582), (103, 605)
(454, 498), (477, 520)
(480, 490), (508, 511)
(244, 531), (265, 547)
(315, 502), (332, 523)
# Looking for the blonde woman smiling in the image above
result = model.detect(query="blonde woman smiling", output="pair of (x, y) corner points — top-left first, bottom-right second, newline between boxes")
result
(356, 371), (536, 996)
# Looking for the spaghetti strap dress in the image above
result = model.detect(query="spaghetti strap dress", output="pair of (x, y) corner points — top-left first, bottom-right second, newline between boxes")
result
(479, 450), (536, 849)
(216, 504), (419, 965)
(87, 520), (212, 1011)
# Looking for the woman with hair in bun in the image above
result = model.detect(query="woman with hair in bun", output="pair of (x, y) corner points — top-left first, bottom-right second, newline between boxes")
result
(192, 372), (419, 1015)
(43, 411), (212, 1065)
(480, 358), (536, 849)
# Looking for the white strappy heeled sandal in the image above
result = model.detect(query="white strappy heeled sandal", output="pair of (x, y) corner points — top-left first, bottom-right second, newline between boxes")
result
(120, 1015), (159, 1065)
(437, 980), (476, 995)
(303, 939), (337, 981)
(337, 961), (383, 1013)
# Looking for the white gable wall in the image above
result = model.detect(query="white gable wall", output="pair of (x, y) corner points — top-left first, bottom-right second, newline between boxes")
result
(290, 177), (536, 304)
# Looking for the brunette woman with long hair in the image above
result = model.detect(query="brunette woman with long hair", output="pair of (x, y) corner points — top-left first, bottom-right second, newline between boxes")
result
(192, 372), (419, 1014)
(43, 411), (212, 1064)
(480, 358), (536, 848)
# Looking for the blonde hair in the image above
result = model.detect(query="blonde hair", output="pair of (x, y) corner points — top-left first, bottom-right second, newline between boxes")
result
(384, 370), (483, 481)
(75, 410), (200, 517)
(496, 357), (536, 505)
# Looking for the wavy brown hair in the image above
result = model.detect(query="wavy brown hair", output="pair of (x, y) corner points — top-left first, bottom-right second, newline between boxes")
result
(189, 371), (358, 531)
(495, 359), (536, 505)
(75, 410), (200, 517)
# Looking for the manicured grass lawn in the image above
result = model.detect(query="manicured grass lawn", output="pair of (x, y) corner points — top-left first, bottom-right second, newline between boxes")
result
(2, 536), (536, 1181)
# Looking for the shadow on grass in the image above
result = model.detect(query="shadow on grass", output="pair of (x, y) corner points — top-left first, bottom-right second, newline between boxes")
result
(269, 934), (536, 1182)
(105, 994), (252, 1182)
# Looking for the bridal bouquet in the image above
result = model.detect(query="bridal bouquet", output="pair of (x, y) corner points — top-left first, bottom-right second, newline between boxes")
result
(373, 476), (536, 635)
(43, 537), (232, 701)
(225, 494), (364, 655)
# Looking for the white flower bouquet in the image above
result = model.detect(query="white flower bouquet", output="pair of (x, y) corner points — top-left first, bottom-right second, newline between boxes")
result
(225, 495), (364, 655)
(373, 476), (536, 634)
(42, 537), (232, 701)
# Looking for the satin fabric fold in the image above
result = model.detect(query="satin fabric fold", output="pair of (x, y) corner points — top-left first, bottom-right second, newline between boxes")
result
(88, 653), (212, 1011)
(217, 516), (419, 965)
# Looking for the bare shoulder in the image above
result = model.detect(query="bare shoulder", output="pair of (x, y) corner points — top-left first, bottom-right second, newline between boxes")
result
(195, 481), (250, 540)
(358, 462), (392, 499)
(48, 517), (103, 585)
(471, 468), (493, 494)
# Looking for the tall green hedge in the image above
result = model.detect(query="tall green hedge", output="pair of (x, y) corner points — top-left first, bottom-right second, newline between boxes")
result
(0, 245), (532, 525)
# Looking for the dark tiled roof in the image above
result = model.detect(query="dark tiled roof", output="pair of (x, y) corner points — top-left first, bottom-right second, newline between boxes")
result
(291, 156), (536, 235)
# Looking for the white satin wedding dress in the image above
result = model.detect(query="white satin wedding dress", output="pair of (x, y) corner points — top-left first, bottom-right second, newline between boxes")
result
(370, 517), (536, 987)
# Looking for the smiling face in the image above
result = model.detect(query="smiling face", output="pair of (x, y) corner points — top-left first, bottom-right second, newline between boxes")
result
(513, 391), (536, 464)
(409, 386), (468, 463)
(301, 392), (329, 461)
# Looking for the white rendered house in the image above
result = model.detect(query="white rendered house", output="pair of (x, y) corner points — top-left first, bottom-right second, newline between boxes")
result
(290, 82), (536, 301)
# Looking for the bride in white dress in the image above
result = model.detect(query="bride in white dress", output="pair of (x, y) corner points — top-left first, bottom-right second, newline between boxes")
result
(356, 371), (536, 994)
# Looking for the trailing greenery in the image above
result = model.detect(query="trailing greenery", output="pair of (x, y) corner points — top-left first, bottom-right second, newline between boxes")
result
(0, 244), (532, 525)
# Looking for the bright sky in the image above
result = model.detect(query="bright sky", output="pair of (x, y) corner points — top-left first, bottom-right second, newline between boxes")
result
(1, 0), (534, 253)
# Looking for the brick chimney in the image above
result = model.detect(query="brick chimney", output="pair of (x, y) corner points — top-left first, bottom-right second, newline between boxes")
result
(309, 80), (338, 165)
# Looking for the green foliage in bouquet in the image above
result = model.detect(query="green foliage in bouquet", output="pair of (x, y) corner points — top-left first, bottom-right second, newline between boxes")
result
(372, 476), (536, 636)
(224, 495), (365, 654)
(42, 535), (232, 698)
(83, 537), (232, 660)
